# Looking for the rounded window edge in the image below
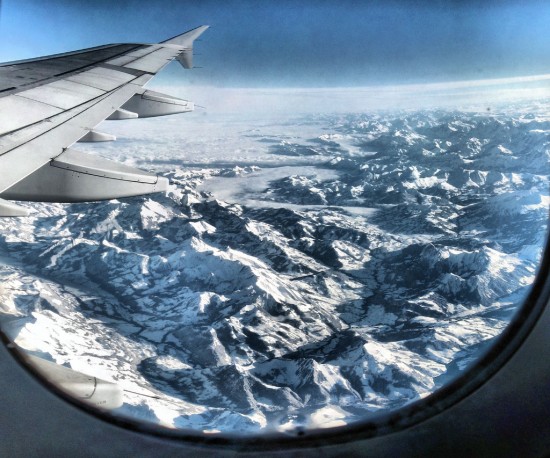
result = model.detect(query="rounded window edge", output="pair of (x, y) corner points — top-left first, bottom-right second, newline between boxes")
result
(2, 231), (549, 452)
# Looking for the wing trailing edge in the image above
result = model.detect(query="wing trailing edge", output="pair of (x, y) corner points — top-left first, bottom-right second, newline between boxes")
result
(0, 149), (169, 203)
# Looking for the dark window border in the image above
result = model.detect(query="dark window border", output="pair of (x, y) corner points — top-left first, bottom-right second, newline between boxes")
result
(2, 230), (549, 452)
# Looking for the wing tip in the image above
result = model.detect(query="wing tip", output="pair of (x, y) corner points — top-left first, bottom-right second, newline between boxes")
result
(162, 25), (209, 47)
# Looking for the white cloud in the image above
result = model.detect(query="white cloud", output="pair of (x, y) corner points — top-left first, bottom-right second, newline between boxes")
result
(147, 74), (550, 114)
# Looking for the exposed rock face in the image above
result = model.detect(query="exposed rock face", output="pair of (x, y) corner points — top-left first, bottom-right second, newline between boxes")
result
(0, 103), (547, 432)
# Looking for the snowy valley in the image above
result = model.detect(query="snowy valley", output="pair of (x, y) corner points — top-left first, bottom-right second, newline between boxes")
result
(0, 100), (548, 432)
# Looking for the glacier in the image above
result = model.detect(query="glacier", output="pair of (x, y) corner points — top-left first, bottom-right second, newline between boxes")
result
(0, 99), (548, 433)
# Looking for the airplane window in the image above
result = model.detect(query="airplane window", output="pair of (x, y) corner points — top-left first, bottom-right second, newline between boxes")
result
(0, 0), (548, 440)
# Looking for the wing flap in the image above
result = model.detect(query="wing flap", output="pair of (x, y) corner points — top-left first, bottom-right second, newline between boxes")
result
(51, 149), (156, 182)
(53, 149), (160, 183)
(121, 89), (193, 118)
(1, 149), (168, 203)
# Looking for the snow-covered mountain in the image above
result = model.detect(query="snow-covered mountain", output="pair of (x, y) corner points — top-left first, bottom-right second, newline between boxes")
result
(0, 100), (547, 432)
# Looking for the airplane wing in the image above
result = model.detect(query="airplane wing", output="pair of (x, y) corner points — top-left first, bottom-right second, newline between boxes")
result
(0, 25), (209, 216)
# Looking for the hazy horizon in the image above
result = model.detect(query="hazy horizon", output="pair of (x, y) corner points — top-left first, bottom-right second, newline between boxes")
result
(150, 73), (550, 114)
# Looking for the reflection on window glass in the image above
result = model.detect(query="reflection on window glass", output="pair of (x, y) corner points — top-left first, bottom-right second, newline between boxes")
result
(0, 2), (549, 435)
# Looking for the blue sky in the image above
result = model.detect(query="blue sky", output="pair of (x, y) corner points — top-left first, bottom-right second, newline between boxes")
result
(1, 0), (550, 88)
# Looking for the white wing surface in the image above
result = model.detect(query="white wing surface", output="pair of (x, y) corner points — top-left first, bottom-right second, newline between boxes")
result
(0, 25), (208, 216)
